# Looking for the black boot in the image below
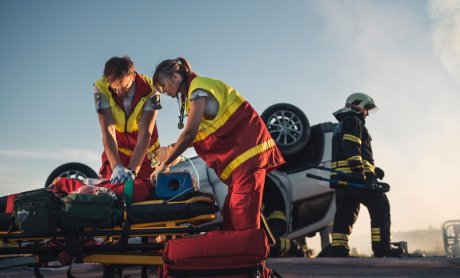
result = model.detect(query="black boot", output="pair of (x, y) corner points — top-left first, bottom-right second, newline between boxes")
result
(374, 247), (404, 258)
(317, 244), (350, 257)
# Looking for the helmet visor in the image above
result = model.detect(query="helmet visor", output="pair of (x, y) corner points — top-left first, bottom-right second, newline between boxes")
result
(367, 105), (378, 114)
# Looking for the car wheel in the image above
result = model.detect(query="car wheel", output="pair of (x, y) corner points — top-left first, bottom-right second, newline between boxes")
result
(261, 103), (311, 157)
(44, 162), (99, 187)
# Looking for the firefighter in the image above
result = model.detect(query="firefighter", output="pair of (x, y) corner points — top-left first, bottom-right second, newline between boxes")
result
(150, 57), (285, 231)
(94, 56), (162, 184)
(319, 92), (402, 258)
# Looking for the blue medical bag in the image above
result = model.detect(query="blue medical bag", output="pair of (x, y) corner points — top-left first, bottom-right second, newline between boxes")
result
(155, 172), (195, 199)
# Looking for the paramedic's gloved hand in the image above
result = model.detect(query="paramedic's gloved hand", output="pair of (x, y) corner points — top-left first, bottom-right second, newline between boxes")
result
(126, 168), (136, 180)
(110, 164), (130, 184)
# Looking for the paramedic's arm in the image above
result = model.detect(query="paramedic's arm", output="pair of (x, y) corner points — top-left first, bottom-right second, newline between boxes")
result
(98, 109), (122, 169)
(128, 109), (158, 174)
(164, 97), (206, 166)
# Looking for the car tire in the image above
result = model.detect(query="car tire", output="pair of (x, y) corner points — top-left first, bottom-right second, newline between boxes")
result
(44, 162), (99, 187)
(261, 103), (311, 157)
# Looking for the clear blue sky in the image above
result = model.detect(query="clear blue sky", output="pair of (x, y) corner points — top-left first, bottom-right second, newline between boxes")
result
(1, 0), (460, 247)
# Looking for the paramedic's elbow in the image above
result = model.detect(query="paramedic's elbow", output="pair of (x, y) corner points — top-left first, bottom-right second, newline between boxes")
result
(182, 129), (197, 147)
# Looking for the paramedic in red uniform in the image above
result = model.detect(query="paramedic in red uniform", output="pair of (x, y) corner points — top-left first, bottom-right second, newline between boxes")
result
(150, 57), (284, 231)
(94, 56), (162, 184)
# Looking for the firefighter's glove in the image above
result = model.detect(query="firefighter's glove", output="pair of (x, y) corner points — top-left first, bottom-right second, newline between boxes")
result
(110, 164), (130, 184)
(375, 167), (385, 180)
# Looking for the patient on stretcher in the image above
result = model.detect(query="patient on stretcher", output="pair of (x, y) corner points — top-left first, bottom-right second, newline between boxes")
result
(0, 173), (198, 214)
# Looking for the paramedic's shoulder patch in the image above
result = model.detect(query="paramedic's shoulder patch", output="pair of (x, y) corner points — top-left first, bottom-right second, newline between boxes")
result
(148, 92), (162, 110)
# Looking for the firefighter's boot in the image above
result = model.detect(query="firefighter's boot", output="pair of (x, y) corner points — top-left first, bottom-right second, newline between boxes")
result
(374, 247), (404, 258)
(371, 227), (404, 258)
(317, 244), (350, 257)
(317, 233), (350, 257)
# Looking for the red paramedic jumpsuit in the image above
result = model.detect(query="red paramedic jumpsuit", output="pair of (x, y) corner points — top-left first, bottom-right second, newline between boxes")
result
(185, 75), (284, 231)
(94, 73), (160, 179)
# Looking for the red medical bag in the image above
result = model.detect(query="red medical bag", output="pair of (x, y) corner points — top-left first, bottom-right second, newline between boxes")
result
(160, 228), (279, 277)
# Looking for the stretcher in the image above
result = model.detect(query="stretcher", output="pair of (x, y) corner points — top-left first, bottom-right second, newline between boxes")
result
(0, 190), (220, 278)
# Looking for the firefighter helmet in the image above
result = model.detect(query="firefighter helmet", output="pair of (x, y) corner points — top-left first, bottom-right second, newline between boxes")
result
(341, 92), (377, 114)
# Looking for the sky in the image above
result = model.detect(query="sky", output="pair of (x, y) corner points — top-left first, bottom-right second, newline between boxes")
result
(1, 0), (460, 246)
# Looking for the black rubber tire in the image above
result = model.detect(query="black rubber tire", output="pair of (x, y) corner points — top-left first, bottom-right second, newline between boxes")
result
(44, 162), (99, 188)
(261, 103), (310, 157)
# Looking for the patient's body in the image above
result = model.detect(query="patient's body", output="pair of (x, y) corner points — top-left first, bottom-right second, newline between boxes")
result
(0, 177), (155, 214)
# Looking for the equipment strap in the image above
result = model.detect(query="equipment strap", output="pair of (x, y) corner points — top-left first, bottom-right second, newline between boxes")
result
(124, 179), (134, 205)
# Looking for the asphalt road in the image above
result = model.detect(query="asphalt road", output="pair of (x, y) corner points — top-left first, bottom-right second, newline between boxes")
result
(1, 257), (460, 278)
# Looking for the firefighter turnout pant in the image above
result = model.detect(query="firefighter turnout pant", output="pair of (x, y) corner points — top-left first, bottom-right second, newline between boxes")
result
(223, 167), (266, 231)
(332, 187), (392, 254)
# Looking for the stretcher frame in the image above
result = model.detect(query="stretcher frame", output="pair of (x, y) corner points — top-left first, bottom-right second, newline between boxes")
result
(0, 197), (219, 278)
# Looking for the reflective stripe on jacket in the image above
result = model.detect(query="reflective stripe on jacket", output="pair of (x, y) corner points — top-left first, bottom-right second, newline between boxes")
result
(331, 114), (375, 181)
(186, 76), (284, 181)
(94, 73), (160, 157)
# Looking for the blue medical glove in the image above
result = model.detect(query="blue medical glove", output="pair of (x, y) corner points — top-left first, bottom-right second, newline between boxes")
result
(110, 164), (129, 184)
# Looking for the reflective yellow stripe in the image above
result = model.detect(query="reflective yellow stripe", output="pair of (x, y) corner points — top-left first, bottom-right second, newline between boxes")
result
(279, 237), (291, 253)
(118, 139), (160, 156)
(332, 160), (349, 167)
(332, 167), (353, 173)
(332, 242), (348, 247)
(279, 237), (286, 252)
(148, 139), (160, 152)
(371, 227), (381, 241)
(332, 233), (349, 247)
(284, 238), (291, 253)
(347, 155), (362, 162)
(338, 180), (348, 186)
(343, 134), (362, 145)
(332, 233), (349, 240)
(95, 74), (155, 133)
(363, 161), (375, 173)
(334, 160), (376, 175)
(267, 210), (286, 221)
(220, 138), (276, 180)
(193, 96), (244, 142)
